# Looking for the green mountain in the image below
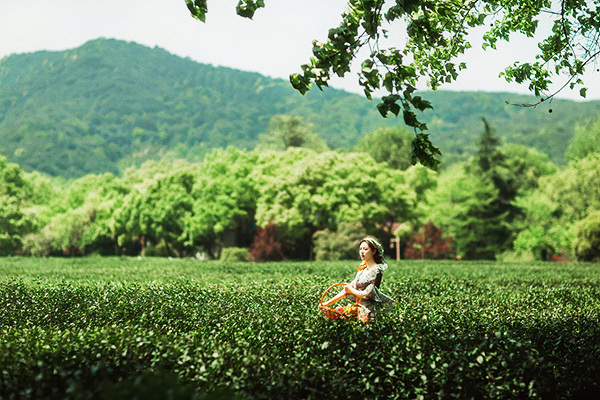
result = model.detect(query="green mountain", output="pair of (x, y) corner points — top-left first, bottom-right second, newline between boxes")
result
(0, 38), (394, 178)
(420, 90), (600, 166)
(1, 38), (599, 178)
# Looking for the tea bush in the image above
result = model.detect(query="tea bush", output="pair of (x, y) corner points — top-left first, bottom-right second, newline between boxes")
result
(220, 247), (249, 262)
(0, 258), (600, 399)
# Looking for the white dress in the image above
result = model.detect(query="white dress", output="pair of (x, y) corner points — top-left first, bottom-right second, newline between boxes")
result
(346, 263), (395, 321)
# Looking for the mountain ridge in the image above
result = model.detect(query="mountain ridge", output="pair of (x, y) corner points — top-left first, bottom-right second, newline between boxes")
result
(1, 38), (599, 178)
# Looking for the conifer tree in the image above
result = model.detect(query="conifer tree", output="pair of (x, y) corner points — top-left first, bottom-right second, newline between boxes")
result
(469, 118), (520, 256)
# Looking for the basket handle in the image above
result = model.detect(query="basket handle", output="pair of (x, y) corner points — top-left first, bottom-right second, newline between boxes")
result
(320, 283), (361, 307)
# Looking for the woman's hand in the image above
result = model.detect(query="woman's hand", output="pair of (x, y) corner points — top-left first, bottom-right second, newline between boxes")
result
(344, 284), (365, 300)
(322, 285), (348, 307)
(344, 284), (359, 297)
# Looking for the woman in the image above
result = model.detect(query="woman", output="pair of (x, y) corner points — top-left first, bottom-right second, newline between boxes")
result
(321, 237), (395, 322)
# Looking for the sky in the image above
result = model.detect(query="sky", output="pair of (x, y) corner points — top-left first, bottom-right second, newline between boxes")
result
(1, 0), (599, 101)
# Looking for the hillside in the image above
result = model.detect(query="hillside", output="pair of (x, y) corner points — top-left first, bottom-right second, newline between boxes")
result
(421, 90), (600, 165)
(1, 38), (599, 178)
(0, 38), (393, 178)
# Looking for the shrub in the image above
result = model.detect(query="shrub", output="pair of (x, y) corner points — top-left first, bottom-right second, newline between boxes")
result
(573, 211), (600, 262)
(312, 222), (366, 260)
(249, 223), (286, 262)
(1, 270), (600, 400)
(0, 197), (33, 256)
(220, 247), (249, 262)
(404, 222), (455, 260)
(144, 240), (170, 257)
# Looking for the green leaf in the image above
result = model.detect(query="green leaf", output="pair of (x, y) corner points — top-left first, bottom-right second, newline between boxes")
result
(236, 0), (265, 19)
(383, 73), (394, 92)
(185, 0), (208, 22)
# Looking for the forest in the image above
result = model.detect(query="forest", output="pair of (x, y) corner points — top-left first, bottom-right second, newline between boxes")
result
(2, 114), (600, 262)
(2, 39), (600, 262)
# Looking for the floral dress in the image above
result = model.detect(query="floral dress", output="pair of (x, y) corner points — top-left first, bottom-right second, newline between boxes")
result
(346, 263), (395, 322)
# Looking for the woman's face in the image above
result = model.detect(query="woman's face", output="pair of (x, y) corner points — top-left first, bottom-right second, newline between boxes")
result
(359, 241), (374, 262)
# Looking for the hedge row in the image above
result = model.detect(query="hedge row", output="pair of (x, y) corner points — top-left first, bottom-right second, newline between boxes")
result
(1, 275), (600, 399)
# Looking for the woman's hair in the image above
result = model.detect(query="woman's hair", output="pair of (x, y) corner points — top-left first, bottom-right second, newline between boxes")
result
(360, 238), (384, 264)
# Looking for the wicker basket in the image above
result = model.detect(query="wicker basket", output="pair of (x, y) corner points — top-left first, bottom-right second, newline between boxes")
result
(319, 283), (362, 320)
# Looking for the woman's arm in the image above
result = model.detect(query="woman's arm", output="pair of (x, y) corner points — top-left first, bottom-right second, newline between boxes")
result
(345, 272), (382, 300)
(321, 288), (347, 307)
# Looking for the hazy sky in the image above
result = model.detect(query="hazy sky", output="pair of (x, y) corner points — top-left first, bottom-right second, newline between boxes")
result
(2, 0), (599, 101)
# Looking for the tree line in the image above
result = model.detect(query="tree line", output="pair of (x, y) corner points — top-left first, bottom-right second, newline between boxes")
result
(2, 118), (600, 261)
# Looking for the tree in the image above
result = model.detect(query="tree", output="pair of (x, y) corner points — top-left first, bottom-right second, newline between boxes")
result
(466, 119), (521, 251)
(0, 156), (34, 255)
(185, 147), (259, 257)
(312, 221), (367, 261)
(573, 211), (600, 262)
(186, 0), (600, 169)
(353, 126), (413, 170)
(499, 143), (556, 193)
(508, 153), (600, 260)
(511, 193), (571, 260)
(252, 148), (415, 258)
(113, 164), (196, 257)
(474, 118), (503, 173)
(0, 197), (32, 256)
(255, 115), (329, 153)
(22, 207), (94, 257)
(565, 118), (600, 161)
(404, 222), (455, 260)
(249, 222), (286, 262)
(426, 164), (508, 259)
(539, 154), (600, 224)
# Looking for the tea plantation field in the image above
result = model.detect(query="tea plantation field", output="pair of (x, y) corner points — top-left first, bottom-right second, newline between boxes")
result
(1, 257), (599, 399)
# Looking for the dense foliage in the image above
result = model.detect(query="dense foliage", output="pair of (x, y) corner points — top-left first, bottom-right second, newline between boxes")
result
(189, 0), (600, 168)
(1, 39), (600, 179)
(0, 39), (392, 178)
(3, 115), (600, 261)
(1, 258), (600, 399)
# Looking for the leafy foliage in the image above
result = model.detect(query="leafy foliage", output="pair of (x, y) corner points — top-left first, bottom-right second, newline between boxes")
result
(0, 196), (32, 256)
(255, 115), (329, 152)
(1, 115), (599, 262)
(565, 118), (600, 161)
(220, 247), (249, 262)
(0, 156), (34, 255)
(353, 126), (414, 170)
(511, 194), (571, 261)
(426, 164), (507, 259)
(312, 222), (366, 261)
(404, 222), (455, 260)
(537, 154), (600, 224)
(248, 223), (286, 262)
(499, 143), (557, 193)
(2, 39), (600, 180)
(1, 258), (600, 398)
(117, 167), (195, 257)
(252, 148), (415, 258)
(188, 0), (600, 168)
(185, 148), (258, 257)
(573, 211), (600, 262)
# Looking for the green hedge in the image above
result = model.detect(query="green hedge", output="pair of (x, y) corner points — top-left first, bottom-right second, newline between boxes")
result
(220, 247), (249, 262)
(1, 267), (600, 399)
